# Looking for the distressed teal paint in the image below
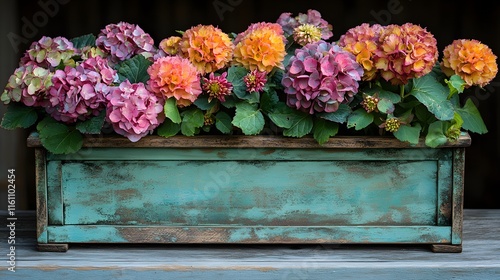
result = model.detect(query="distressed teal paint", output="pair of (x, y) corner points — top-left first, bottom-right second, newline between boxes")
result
(48, 226), (128, 243)
(47, 161), (63, 225)
(61, 160), (439, 226)
(46, 225), (451, 243)
(451, 148), (466, 245)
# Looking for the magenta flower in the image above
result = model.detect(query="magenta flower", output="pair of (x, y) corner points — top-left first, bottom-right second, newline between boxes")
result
(202, 72), (233, 102)
(96, 22), (156, 63)
(244, 70), (267, 93)
(282, 41), (363, 114)
(106, 80), (165, 142)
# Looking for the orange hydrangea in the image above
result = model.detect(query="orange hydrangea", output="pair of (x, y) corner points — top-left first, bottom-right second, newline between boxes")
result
(441, 39), (498, 87)
(339, 23), (383, 81)
(178, 25), (233, 74)
(147, 56), (202, 107)
(233, 22), (286, 73)
(374, 23), (438, 85)
(159, 36), (181, 55)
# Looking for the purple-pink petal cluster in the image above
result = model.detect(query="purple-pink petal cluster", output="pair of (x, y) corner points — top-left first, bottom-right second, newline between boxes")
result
(282, 41), (363, 114)
(20, 36), (77, 69)
(106, 80), (165, 142)
(46, 59), (114, 123)
(96, 22), (156, 63)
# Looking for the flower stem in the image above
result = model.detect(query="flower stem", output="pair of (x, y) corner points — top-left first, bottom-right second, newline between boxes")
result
(400, 84), (405, 99)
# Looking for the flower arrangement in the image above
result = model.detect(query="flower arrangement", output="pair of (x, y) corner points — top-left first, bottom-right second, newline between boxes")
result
(1, 9), (497, 154)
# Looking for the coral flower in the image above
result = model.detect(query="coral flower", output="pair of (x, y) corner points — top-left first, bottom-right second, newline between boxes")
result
(244, 70), (267, 93)
(179, 25), (233, 74)
(374, 23), (438, 85)
(202, 72), (233, 102)
(338, 23), (383, 81)
(147, 56), (202, 107)
(441, 39), (498, 87)
(233, 22), (286, 73)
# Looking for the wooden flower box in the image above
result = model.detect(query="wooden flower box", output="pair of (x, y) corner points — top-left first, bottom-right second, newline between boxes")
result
(28, 132), (471, 253)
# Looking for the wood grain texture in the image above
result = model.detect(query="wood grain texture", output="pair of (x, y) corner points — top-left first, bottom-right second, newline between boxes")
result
(27, 132), (472, 149)
(0, 210), (497, 279)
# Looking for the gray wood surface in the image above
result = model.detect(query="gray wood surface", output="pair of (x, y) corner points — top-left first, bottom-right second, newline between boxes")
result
(1, 209), (499, 279)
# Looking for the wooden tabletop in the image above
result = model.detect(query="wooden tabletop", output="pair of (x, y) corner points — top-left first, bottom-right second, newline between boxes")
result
(1, 209), (498, 279)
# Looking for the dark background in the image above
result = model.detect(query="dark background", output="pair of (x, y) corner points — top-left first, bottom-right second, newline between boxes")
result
(0, 0), (499, 210)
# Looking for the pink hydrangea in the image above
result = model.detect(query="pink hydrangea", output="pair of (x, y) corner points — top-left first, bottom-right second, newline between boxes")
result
(282, 41), (363, 114)
(106, 80), (165, 142)
(46, 62), (112, 123)
(96, 22), (156, 63)
(79, 56), (118, 85)
(20, 36), (77, 69)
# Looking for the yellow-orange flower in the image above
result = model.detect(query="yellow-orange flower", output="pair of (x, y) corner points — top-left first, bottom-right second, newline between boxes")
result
(441, 39), (498, 87)
(147, 56), (202, 107)
(159, 36), (181, 55)
(233, 22), (286, 73)
(179, 25), (233, 74)
(339, 23), (383, 81)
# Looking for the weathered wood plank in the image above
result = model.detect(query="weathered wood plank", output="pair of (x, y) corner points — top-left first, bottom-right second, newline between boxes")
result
(27, 132), (472, 149)
(46, 225), (452, 244)
(35, 149), (48, 244)
(451, 148), (466, 244)
(46, 147), (448, 161)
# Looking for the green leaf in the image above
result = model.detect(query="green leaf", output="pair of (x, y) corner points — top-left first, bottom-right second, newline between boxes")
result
(410, 74), (454, 121)
(425, 121), (449, 148)
(221, 95), (236, 108)
(393, 124), (421, 145)
(313, 118), (339, 144)
(456, 98), (488, 134)
(445, 75), (466, 97)
(377, 98), (395, 114)
(1, 103), (38, 130)
(267, 102), (297, 128)
(283, 112), (314, 138)
(116, 55), (152, 84)
(260, 89), (279, 114)
(193, 95), (217, 110)
(317, 104), (352, 123)
(37, 117), (83, 154)
(180, 108), (204, 136)
(226, 66), (248, 99)
(215, 111), (233, 134)
(157, 119), (181, 138)
(347, 108), (374, 130)
(76, 110), (105, 134)
(231, 102), (265, 135)
(414, 104), (436, 124)
(164, 98), (181, 124)
(70, 34), (96, 48)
